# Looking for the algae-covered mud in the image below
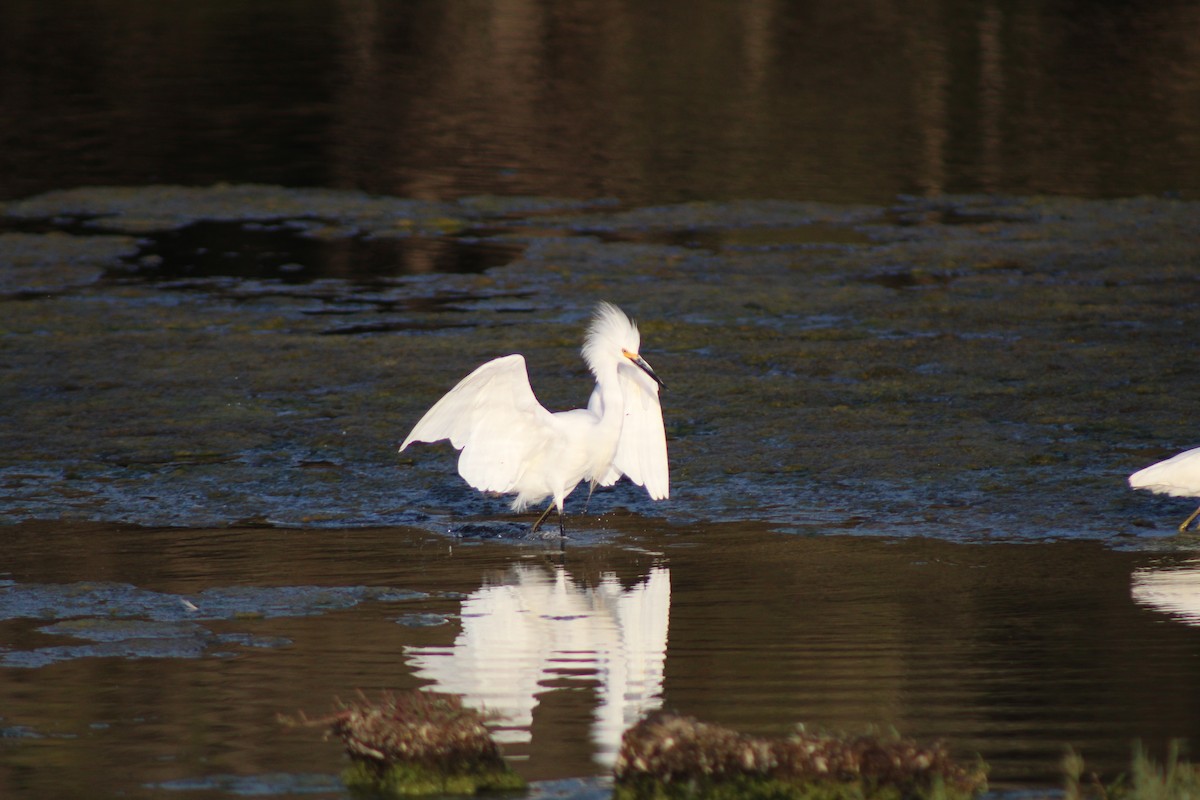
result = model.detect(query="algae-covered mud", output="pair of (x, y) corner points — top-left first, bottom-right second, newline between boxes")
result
(3, 185), (1199, 542)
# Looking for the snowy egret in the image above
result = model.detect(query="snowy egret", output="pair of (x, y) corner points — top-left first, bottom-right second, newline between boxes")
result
(1129, 447), (1200, 532)
(400, 302), (668, 535)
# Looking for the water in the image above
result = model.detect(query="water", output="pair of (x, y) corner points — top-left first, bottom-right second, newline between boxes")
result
(2, 1), (1200, 204)
(4, 187), (1200, 798)
(5, 521), (1200, 799)
(4, 2), (1200, 798)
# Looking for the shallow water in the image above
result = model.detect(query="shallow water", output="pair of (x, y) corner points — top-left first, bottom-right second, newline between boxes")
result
(5, 2), (1200, 797)
(5, 521), (1200, 799)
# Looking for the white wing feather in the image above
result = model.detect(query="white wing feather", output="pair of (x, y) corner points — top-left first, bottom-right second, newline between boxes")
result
(400, 355), (553, 495)
(597, 360), (669, 499)
(1130, 447), (1200, 497)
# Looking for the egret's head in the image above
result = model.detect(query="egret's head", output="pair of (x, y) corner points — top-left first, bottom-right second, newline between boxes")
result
(583, 302), (665, 388)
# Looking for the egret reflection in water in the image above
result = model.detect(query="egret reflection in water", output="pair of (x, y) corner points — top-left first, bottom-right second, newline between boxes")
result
(1131, 562), (1200, 625)
(405, 563), (670, 766)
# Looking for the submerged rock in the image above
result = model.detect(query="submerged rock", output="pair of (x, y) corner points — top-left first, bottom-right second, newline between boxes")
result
(286, 691), (525, 796)
(613, 713), (986, 800)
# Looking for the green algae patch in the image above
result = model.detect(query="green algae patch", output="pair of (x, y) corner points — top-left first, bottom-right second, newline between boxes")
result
(0, 231), (140, 295)
(4, 188), (1200, 536)
(285, 691), (525, 796)
(3, 184), (465, 234)
(1, 184), (605, 238)
(614, 714), (986, 800)
(340, 760), (526, 796)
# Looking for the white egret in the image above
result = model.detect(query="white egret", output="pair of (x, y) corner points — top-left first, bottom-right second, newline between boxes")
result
(1129, 446), (1200, 532)
(400, 302), (668, 535)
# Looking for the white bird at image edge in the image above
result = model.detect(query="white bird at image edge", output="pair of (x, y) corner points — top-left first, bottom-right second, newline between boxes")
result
(400, 302), (668, 535)
(1129, 446), (1200, 532)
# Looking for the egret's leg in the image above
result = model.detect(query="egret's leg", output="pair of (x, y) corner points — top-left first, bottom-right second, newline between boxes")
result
(530, 501), (557, 534)
(1179, 505), (1200, 533)
(558, 507), (567, 538)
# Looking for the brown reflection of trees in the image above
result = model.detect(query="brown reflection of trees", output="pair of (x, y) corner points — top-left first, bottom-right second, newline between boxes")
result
(322, 0), (1200, 202)
(2, 0), (1200, 204)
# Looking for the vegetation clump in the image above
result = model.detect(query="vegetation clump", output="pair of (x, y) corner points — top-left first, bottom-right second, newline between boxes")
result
(613, 713), (986, 800)
(283, 690), (525, 796)
(1066, 743), (1200, 800)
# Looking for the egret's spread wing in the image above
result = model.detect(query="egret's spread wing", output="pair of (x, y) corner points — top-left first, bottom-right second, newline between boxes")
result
(401, 355), (553, 494)
(599, 360), (669, 499)
(1130, 447), (1200, 497)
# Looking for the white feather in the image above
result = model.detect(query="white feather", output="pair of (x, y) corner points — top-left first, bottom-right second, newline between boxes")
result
(591, 362), (668, 499)
(1129, 446), (1200, 532)
(1130, 446), (1200, 497)
(401, 355), (552, 500)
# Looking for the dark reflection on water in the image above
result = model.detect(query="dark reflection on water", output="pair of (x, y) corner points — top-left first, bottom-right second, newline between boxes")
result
(662, 530), (1200, 787)
(2, 0), (1200, 204)
(119, 221), (522, 284)
(3, 522), (1200, 797)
